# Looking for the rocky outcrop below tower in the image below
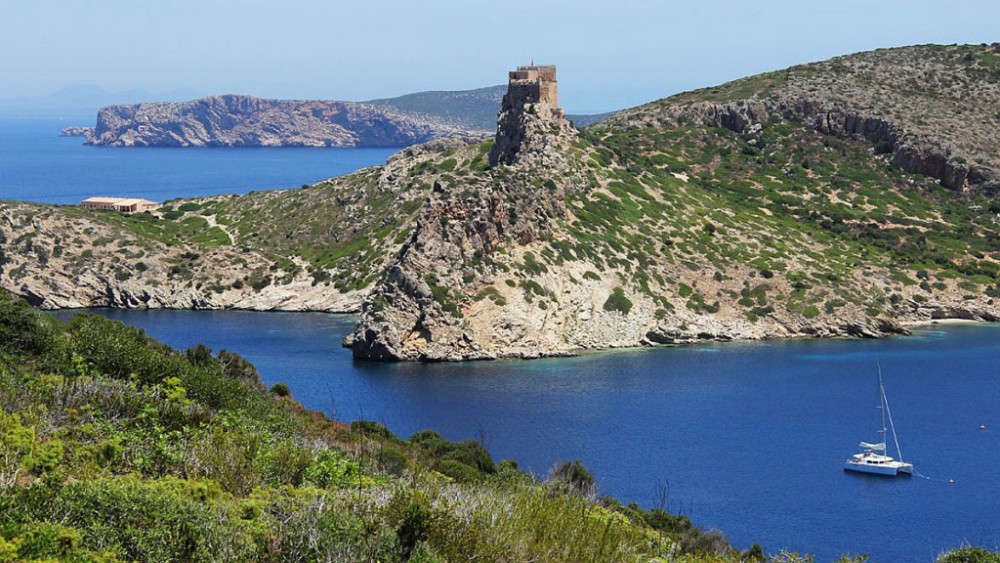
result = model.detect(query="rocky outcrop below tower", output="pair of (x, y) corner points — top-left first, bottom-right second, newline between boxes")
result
(349, 65), (587, 360)
(85, 94), (488, 148)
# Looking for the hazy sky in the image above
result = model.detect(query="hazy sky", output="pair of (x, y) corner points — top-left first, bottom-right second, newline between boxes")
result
(3, 0), (998, 113)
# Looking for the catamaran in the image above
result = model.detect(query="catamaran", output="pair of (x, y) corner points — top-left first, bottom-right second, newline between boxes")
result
(844, 367), (913, 476)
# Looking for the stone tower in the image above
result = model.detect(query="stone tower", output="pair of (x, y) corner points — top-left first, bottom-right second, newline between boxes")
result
(488, 64), (568, 167)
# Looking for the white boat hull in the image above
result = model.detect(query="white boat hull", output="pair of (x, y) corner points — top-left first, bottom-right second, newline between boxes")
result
(845, 368), (913, 477)
(844, 459), (913, 476)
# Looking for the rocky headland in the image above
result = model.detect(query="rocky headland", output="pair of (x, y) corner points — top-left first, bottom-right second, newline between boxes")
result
(59, 126), (94, 137)
(83, 94), (487, 148)
(3, 44), (1000, 361)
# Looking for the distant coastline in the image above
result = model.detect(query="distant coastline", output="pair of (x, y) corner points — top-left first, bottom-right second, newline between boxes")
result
(57, 86), (614, 148)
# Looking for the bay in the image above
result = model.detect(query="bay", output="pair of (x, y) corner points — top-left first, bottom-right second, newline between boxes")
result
(0, 118), (397, 204)
(50, 309), (1000, 562)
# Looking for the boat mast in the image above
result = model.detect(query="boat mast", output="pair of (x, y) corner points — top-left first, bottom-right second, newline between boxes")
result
(881, 369), (905, 462)
(876, 365), (887, 454)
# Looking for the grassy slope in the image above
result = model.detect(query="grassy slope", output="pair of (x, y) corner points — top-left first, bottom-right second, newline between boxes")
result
(558, 118), (999, 324)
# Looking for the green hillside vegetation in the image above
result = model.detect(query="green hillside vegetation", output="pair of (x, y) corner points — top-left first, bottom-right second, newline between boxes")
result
(0, 289), (754, 562)
(664, 43), (1000, 163)
(570, 117), (1000, 319)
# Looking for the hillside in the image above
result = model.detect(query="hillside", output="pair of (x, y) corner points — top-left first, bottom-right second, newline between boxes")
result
(366, 85), (613, 130)
(366, 85), (507, 131)
(0, 289), (751, 561)
(2, 44), (999, 360)
(617, 43), (1000, 194)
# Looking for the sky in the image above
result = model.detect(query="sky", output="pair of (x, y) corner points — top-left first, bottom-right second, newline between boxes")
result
(2, 0), (998, 113)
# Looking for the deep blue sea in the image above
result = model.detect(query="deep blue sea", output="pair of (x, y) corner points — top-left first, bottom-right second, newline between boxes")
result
(7, 118), (1000, 561)
(0, 118), (396, 204)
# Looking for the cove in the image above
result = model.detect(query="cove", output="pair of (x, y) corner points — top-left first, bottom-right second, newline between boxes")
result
(50, 308), (1000, 561)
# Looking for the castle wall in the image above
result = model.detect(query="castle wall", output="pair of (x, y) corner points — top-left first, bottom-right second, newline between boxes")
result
(489, 63), (567, 167)
(535, 65), (556, 83)
(507, 65), (559, 106)
(539, 82), (558, 107)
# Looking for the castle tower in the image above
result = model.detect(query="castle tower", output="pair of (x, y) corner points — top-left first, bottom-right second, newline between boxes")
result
(489, 64), (567, 167)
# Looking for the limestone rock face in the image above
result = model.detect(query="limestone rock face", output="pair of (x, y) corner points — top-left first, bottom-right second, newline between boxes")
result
(85, 95), (484, 148)
(0, 200), (368, 313)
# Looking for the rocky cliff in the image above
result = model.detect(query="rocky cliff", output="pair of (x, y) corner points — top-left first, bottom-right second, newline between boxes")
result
(4, 45), (1000, 361)
(84, 94), (487, 148)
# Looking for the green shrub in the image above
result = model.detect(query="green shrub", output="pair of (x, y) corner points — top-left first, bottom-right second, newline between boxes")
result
(547, 460), (596, 497)
(0, 291), (62, 362)
(434, 459), (481, 483)
(352, 420), (399, 441)
(376, 446), (410, 476)
(603, 287), (633, 314)
(14, 477), (257, 561)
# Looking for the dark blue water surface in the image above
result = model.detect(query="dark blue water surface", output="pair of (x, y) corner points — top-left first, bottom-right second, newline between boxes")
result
(0, 118), (397, 204)
(49, 309), (1000, 562)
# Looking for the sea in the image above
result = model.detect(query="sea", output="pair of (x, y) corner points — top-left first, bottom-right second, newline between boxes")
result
(0, 118), (397, 204)
(6, 118), (1000, 561)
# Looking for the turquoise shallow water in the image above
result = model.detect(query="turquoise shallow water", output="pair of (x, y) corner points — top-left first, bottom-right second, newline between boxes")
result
(51, 309), (1000, 562)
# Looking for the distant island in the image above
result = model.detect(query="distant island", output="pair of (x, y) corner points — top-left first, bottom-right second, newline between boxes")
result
(5, 44), (1000, 361)
(70, 86), (614, 148)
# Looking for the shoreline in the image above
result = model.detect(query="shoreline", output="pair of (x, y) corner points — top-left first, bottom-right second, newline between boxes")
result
(40, 303), (999, 363)
(900, 318), (987, 328)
